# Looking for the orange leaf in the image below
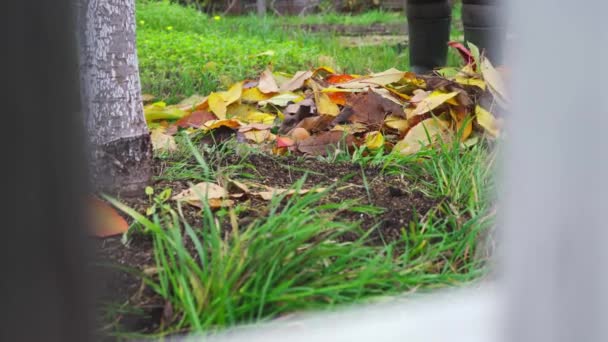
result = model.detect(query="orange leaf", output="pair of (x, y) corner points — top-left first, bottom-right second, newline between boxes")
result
(326, 74), (356, 84)
(327, 92), (347, 105)
(88, 196), (129, 238)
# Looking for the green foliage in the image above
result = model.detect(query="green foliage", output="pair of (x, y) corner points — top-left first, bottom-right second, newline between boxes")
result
(136, 2), (464, 102)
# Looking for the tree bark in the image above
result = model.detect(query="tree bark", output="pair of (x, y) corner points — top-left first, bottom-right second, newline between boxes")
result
(257, 0), (267, 16)
(77, 0), (152, 196)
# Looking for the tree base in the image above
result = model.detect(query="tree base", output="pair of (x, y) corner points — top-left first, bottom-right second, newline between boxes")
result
(92, 134), (152, 197)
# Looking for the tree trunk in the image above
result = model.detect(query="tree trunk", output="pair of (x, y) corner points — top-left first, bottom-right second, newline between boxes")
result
(257, 0), (267, 16)
(77, 0), (152, 196)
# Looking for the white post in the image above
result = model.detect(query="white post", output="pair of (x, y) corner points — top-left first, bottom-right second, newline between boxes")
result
(501, 0), (608, 341)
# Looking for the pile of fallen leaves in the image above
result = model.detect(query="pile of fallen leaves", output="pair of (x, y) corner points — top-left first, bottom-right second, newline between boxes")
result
(145, 43), (507, 156)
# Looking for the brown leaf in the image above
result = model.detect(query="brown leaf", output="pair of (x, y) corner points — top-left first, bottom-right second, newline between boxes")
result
(297, 131), (356, 155)
(173, 110), (217, 129)
(172, 182), (233, 208)
(258, 69), (280, 94)
(346, 90), (403, 129)
(278, 98), (316, 134)
(280, 70), (313, 92)
(88, 196), (129, 238)
(294, 115), (335, 133)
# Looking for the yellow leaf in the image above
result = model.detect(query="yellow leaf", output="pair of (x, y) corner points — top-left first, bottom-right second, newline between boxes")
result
(227, 103), (258, 120)
(313, 65), (337, 75)
(220, 82), (243, 105)
(393, 118), (451, 155)
(244, 112), (276, 125)
(208, 83), (244, 119)
(208, 92), (227, 119)
(259, 93), (303, 107)
(449, 108), (473, 141)
(475, 105), (500, 138)
(150, 128), (177, 153)
(316, 92), (340, 116)
(410, 91), (459, 117)
(241, 87), (272, 103)
(384, 114), (409, 132)
(144, 103), (186, 123)
(454, 76), (486, 90)
(338, 68), (405, 88)
(365, 131), (384, 149)
(243, 129), (272, 143)
(203, 119), (242, 130)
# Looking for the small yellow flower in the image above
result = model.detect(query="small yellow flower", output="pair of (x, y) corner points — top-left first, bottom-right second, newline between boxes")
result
(166, 26), (173, 31)
(213, 16), (221, 21)
(139, 20), (145, 25)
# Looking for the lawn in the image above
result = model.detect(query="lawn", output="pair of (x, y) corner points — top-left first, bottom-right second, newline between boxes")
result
(136, 0), (464, 102)
(95, 1), (497, 340)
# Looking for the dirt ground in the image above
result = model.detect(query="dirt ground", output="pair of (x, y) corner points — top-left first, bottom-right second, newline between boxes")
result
(94, 152), (440, 339)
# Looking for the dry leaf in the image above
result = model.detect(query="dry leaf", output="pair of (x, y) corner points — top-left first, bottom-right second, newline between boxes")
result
(150, 128), (177, 153)
(410, 89), (431, 104)
(326, 74), (356, 84)
(208, 82), (244, 119)
(475, 105), (500, 137)
(280, 71), (313, 92)
(393, 118), (451, 155)
(258, 69), (280, 94)
(173, 110), (217, 129)
(316, 92), (340, 116)
(88, 196), (129, 238)
(384, 115), (409, 133)
(239, 123), (272, 132)
(338, 68), (405, 88)
(454, 76), (486, 90)
(347, 90), (403, 128)
(177, 94), (208, 111)
(144, 102), (187, 123)
(293, 115), (335, 133)
(481, 57), (508, 101)
(259, 93), (303, 107)
(410, 91), (459, 118)
(242, 129), (272, 143)
(332, 122), (368, 134)
(172, 182), (232, 208)
(203, 119), (242, 130)
(244, 112), (276, 124)
(365, 131), (384, 149)
(242, 87), (272, 102)
(297, 131), (355, 155)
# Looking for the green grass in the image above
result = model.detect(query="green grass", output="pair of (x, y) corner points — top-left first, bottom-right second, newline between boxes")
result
(136, 1), (463, 102)
(106, 132), (495, 336)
